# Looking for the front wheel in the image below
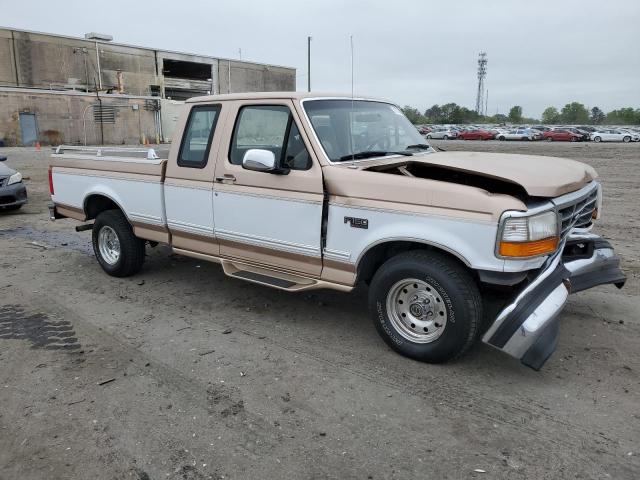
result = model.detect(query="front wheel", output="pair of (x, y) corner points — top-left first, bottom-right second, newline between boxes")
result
(594, 136), (602, 142)
(368, 251), (482, 363)
(443, 135), (449, 140)
(498, 136), (505, 141)
(92, 209), (145, 277)
(623, 136), (631, 143)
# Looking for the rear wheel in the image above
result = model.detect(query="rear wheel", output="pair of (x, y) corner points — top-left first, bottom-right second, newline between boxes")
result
(368, 251), (481, 363)
(92, 209), (145, 277)
(443, 135), (449, 140)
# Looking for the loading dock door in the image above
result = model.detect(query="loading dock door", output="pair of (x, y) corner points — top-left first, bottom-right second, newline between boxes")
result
(19, 113), (38, 146)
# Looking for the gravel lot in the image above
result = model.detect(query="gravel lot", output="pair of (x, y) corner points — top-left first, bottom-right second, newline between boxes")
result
(1, 140), (639, 479)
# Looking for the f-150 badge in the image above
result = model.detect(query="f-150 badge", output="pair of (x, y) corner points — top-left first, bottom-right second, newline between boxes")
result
(344, 217), (369, 229)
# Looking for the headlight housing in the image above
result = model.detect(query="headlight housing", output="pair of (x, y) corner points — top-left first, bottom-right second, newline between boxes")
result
(498, 210), (559, 258)
(7, 172), (22, 185)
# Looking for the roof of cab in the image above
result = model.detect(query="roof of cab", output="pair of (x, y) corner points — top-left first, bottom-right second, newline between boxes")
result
(186, 91), (388, 103)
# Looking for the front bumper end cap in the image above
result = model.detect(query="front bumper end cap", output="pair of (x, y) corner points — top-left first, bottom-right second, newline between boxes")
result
(483, 235), (625, 370)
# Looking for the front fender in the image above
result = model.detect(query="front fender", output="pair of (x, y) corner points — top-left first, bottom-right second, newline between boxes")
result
(325, 203), (507, 272)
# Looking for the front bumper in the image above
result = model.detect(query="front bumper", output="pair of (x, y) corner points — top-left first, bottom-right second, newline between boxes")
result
(0, 182), (28, 208)
(482, 233), (625, 370)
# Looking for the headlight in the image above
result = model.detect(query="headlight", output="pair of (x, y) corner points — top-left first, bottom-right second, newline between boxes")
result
(7, 172), (22, 185)
(498, 210), (559, 258)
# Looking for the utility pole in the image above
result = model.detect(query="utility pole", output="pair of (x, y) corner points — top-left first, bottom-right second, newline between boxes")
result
(307, 36), (312, 92)
(475, 52), (487, 115)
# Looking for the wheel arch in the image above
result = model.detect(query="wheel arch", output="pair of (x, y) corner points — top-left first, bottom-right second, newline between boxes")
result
(83, 191), (128, 221)
(355, 238), (473, 285)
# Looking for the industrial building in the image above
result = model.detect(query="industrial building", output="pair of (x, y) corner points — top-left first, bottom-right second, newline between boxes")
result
(0, 27), (296, 146)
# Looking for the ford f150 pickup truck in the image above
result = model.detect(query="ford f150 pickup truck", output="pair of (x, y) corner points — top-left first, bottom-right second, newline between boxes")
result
(48, 93), (626, 369)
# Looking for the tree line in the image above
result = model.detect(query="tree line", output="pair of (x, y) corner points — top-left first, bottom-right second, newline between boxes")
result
(401, 102), (640, 125)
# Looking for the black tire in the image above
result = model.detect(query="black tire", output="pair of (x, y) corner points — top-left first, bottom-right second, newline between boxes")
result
(443, 135), (449, 140)
(368, 250), (482, 363)
(623, 136), (631, 143)
(498, 136), (505, 141)
(594, 136), (601, 143)
(92, 209), (145, 277)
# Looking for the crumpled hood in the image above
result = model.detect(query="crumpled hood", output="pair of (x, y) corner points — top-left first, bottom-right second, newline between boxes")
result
(415, 151), (597, 197)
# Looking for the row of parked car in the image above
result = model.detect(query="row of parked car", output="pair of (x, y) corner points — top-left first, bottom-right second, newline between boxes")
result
(419, 124), (640, 142)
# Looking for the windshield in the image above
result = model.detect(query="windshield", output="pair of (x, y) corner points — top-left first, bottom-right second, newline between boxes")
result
(303, 99), (432, 162)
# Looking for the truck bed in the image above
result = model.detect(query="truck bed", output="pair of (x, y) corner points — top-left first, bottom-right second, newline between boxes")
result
(49, 146), (168, 237)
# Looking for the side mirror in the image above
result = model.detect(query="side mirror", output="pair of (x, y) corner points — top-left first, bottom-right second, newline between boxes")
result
(242, 149), (276, 172)
(0, 155), (6, 162)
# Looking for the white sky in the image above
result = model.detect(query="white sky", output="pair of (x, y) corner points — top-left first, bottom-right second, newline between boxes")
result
(2, 0), (639, 117)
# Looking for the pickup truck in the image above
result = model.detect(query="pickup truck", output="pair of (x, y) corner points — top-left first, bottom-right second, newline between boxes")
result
(48, 92), (626, 369)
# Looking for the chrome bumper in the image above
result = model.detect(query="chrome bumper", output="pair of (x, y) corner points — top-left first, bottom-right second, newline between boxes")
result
(482, 233), (626, 370)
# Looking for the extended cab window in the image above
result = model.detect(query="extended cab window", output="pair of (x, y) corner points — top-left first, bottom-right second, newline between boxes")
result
(230, 105), (312, 170)
(178, 105), (220, 168)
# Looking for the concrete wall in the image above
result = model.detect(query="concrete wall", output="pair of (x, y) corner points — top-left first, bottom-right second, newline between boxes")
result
(218, 60), (296, 94)
(0, 89), (158, 146)
(0, 28), (296, 97)
(0, 27), (296, 146)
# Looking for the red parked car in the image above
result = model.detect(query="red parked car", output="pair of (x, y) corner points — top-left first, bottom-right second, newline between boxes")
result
(542, 129), (582, 142)
(458, 129), (495, 140)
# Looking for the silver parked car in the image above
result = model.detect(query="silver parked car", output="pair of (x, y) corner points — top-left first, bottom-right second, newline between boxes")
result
(425, 128), (458, 140)
(590, 129), (639, 143)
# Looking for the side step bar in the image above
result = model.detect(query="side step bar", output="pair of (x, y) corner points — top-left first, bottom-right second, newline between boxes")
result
(221, 260), (352, 292)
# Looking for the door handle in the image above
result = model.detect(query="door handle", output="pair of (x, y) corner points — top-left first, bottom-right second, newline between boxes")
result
(215, 174), (236, 183)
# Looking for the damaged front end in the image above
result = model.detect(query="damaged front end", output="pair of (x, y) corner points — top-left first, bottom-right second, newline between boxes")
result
(482, 233), (625, 370)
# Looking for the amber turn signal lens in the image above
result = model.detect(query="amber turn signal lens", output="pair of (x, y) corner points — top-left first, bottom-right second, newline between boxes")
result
(499, 237), (559, 258)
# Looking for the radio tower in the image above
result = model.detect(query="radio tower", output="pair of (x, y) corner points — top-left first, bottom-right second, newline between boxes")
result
(475, 52), (487, 115)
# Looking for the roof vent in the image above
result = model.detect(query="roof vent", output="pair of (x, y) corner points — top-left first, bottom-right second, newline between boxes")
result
(84, 32), (113, 42)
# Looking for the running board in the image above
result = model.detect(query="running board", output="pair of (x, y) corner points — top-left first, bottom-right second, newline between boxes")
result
(221, 260), (351, 292)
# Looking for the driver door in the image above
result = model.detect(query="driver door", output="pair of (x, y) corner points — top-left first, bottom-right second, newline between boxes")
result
(212, 100), (324, 276)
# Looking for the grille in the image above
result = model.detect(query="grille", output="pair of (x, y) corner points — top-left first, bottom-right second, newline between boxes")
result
(557, 184), (598, 238)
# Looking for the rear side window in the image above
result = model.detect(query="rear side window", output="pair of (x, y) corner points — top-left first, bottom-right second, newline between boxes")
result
(229, 105), (312, 171)
(178, 105), (220, 168)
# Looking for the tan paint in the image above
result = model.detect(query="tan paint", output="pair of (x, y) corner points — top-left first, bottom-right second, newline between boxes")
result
(53, 166), (163, 183)
(56, 203), (86, 221)
(131, 221), (170, 244)
(218, 238), (321, 275)
(323, 165), (527, 222)
(324, 151), (596, 199)
(321, 258), (357, 286)
(51, 155), (167, 178)
(171, 230), (218, 257)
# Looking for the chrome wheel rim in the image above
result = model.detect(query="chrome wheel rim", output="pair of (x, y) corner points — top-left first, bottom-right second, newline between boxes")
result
(386, 278), (448, 344)
(98, 226), (121, 265)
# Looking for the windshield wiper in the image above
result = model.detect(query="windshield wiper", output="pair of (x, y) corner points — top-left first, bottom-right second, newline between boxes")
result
(405, 144), (432, 150)
(338, 150), (413, 161)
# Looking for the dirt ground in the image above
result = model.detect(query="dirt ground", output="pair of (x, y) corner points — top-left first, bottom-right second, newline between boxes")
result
(0, 140), (638, 480)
